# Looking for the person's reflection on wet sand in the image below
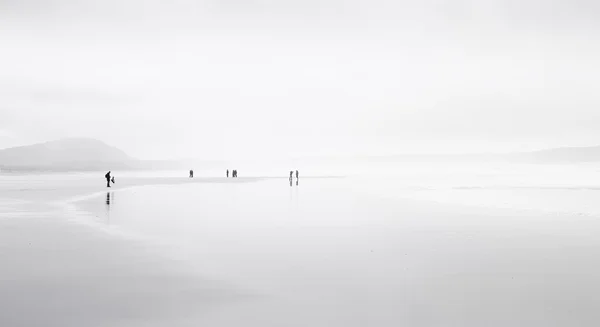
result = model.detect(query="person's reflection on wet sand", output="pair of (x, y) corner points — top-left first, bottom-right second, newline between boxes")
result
(296, 179), (298, 186)
(105, 192), (113, 225)
(290, 179), (293, 187)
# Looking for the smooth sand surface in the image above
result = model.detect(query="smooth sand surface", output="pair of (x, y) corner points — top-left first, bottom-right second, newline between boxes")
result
(0, 176), (259, 327)
(0, 216), (246, 327)
(3, 174), (600, 326)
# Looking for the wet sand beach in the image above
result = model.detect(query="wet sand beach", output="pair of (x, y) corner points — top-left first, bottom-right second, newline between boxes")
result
(2, 172), (600, 326)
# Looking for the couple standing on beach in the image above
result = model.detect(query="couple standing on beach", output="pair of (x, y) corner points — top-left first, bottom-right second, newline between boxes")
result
(289, 170), (299, 186)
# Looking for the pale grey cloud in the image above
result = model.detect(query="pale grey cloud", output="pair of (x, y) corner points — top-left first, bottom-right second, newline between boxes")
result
(1, 0), (599, 158)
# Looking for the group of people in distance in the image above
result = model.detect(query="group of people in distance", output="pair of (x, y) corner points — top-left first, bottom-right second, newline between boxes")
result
(105, 168), (300, 188)
(190, 169), (238, 178)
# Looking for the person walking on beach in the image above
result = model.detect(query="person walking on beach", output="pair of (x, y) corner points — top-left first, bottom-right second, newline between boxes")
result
(189, 170), (194, 178)
(296, 170), (299, 180)
(105, 171), (111, 188)
(227, 169), (229, 178)
(289, 171), (293, 182)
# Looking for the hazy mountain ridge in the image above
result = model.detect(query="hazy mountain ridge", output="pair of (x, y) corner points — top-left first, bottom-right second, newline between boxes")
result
(0, 138), (225, 171)
(357, 145), (600, 163)
(1, 138), (599, 172)
(0, 138), (130, 167)
(512, 145), (600, 162)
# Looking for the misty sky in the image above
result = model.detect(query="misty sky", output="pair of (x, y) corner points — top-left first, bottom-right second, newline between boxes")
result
(1, 0), (600, 159)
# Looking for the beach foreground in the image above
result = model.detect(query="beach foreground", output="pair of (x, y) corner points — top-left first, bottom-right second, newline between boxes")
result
(1, 173), (600, 326)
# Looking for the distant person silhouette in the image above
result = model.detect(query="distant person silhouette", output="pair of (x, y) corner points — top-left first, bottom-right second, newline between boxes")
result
(227, 169), (229, 178)
(233, 170), (237, 178)
(289, 171), (293, 182)
(105, 171), (111, 188)
(296, 170), (299, 179)
(189, 170), (194, 178)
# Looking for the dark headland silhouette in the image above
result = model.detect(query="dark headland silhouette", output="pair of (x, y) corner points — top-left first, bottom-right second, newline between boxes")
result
(0, 138), (224, 172)
(0, 138), (131, 171)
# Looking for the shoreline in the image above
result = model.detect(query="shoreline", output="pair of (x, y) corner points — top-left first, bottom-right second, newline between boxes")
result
(59, 175), (343, 216)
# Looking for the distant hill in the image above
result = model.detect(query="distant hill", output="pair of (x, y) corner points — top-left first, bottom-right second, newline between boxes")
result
(304, 145), (600, 164)
(0, 138), (134, 171)
(509, 145), (600, 163)
(385, 146), (600, 163)
(0, 138), (227, 172)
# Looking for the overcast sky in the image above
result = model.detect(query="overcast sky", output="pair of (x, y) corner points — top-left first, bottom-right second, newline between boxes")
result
(1, 0), (599, 159)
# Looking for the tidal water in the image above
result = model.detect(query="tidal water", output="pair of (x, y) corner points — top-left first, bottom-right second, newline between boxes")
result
(72, 172), (600, 327)
(3, 162), (600, 326)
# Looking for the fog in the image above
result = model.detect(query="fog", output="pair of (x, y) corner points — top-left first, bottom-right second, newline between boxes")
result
(1, 0), (600, 159)
(4, 3), (600, 325)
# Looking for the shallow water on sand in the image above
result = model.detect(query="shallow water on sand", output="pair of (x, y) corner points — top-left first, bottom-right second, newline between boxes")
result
(72, 177), (600, 327)
(4, 164), (600, 326)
